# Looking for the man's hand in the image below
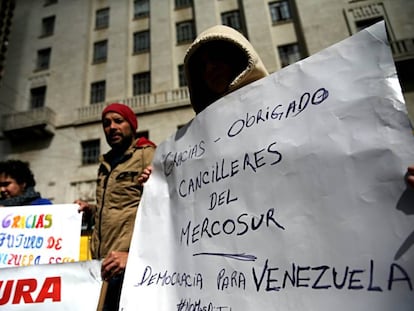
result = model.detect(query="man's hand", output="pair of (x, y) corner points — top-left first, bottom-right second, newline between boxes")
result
(101, 251), (129, 280)
(138, 165), (153, 185)
(75, 199), (90, 213)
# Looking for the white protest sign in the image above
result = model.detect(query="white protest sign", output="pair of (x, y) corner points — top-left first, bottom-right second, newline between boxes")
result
(120, 21), (414, 310)
(0, 204), (82, 268)
(0, 260), (102, 310)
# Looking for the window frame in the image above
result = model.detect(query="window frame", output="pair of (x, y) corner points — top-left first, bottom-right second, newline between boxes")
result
(176, 20), (195, 44)
(133, 30), (150, 54)
(221, 10), (246, 36)
(41, 15), (55, 37)
(277, 43), (301, 68)
(175, 0), (193, 9)
(134, 0), (149, 19)
(93, 40), (108, 63)
(137, 130), (149, 139)
(30, 86), (47, 109)
(133, 72), (151, 96)
(268, 0), (292, 24)
(36, 47), (51, 70)
(178, 64), (187, 87)
(95, 7), (110, 30)
(44, 0), (57, 7)
(355, 16), (384, 32)
(90, 81), (106, 104)
(81, 139), (100, 165)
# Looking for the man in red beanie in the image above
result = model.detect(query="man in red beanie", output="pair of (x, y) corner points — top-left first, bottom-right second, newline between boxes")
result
(76, 102), (156, 311)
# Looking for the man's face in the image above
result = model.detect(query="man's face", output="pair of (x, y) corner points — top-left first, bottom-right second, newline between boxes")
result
(0, 173), (25, 199)
(202, 54), (234, 96)
(102, 112), (134, 149)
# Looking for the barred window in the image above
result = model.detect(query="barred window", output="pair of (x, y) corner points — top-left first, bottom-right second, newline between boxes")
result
(44, 0), (57, 6)
(82, 139), (100, 165)
(36, 48), (51, 70)
(176, 21), (195, 44)
(93, 40), (108, 63)
(133, 72), (151, 95)
(175, 0), (192, 9)
(133, 30), (150, 53)
(96, 8), (109, 29)
(355, 17), (383, 32)
(90, 81), (106, 104)
(134, 0), (149, 18)
(221, 10), (243, 33)
(41, 16), (55, 37)
(178, 64), (187, 87)
(278, 43), (301, 67)
(137, 130), (149, 139)
(269, 1), (292, 23)
(30, 86), (47, 108)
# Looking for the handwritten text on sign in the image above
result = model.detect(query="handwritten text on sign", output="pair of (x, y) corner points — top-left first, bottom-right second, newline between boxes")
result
(0, 204), (82, 267)
(121, 22), (414, 310)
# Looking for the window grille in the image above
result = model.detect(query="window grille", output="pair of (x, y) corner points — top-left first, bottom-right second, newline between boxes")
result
(82, 139), (100, 165)
(90, 81), (106, 104)
(269, 1), (292, 23)
(96, 8), (109, 29)
(133, 31), (150, 53)
(133, 72), (151, 95)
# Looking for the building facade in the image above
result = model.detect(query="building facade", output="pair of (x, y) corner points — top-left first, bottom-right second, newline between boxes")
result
(0, 0), (15, 82)
(0, 0), (413, 205)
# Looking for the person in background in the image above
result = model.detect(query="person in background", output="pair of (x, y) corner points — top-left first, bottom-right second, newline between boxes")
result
(0, 159), (52, 206)
(75, 102), (156, 311)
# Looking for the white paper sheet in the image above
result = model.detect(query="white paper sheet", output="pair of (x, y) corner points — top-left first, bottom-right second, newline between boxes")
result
(120, 21), (414, 311)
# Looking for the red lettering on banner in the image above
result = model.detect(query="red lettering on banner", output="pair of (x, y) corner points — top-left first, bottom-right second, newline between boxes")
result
(13, 278), (37, 303)
(0, 280), (13, 305)
(35, 214), (44, 228)
(36, 277), (61, 303)
(0, 277), (61, 305)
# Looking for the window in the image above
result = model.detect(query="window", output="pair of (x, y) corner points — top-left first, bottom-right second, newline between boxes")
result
(44, 0), (57, 6)
(30, 86), (47, 108)
(90, 81), (106, 104)
(221, 10), (244, 34)
(269, 1), (292, 23)
(93, 40), (108, 63)
(175, 0), (192, 9)
(95, 8), (109, 29)
(133, 31), (150, 53)
(41, 16), (55, 37)
(137, 130), (149, 139)
(36, 48), (51, 70)
(82, 139), (100, 165)
(355, 17), (383, 32)
(176, 21), (195, 44)
(134, 0), (149, 19)
(178, 64), (187, 87)
(278, 43), (301, 67)
(133, 72), (151, 95)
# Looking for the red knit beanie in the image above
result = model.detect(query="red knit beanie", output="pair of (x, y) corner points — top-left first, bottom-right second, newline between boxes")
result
(102, 103), (138, 132)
